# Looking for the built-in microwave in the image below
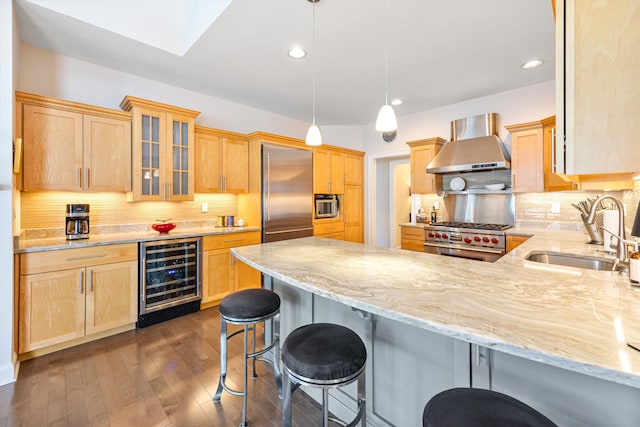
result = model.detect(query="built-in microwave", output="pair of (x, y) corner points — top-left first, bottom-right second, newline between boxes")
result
(315, 194), (339, 218)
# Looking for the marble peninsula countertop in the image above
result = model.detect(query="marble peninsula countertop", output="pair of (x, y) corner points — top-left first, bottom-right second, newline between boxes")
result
(231, 230), (640, 389)
(14, 225), (261, 253)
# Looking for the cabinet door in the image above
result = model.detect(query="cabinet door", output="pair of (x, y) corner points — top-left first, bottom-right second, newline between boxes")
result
(223, 137), (249, 193)
(195, 132), (223, 193)
(344, 154), (364, 186)
(235, 259), (262, 291)
(166, 112), (195, 201)
(329, 151), (345, 194)
(201, 249), (233, 306)
(313, 148), (330, 193)
(411, 143), (441, 194)
(19, 268), (85, 353)
(22, 104), (83, 191)
(83, 115), (132, 192)
(558, 0), (640, 174)
(542, 119), (575, 191)
(511, 127), (544, 193)
(133, 107), (165, 201)
(85, 261), (138, 335)
(344, 185), (364, 243)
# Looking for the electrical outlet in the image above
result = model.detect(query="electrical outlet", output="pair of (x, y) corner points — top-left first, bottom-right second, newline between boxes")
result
(551, 202), (560, 214)
(201, 202), (208, 213)
(433, 201), (440, 210)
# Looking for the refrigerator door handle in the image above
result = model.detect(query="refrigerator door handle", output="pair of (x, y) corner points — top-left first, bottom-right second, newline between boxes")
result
(264, 227), (314, 235)
(266, 153), (271, 220)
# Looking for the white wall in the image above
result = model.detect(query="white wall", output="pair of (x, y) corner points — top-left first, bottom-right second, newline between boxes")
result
(0, 0), (17, 386)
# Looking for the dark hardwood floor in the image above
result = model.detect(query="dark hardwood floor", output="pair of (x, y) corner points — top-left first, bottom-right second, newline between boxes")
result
(0, 308), (325, 427)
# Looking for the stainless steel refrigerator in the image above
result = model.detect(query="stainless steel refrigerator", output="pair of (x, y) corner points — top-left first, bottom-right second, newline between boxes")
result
(262, 144), (314, 243)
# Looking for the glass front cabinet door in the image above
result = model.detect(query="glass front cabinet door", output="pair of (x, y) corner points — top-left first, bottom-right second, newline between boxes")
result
(120, 96), (199, 201)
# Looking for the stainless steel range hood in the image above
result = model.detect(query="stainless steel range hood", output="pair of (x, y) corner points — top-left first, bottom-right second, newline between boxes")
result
(427, 113), (511, 174)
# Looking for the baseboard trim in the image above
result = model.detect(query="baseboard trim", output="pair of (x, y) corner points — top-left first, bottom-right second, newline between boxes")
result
(0, 361), (16, 386)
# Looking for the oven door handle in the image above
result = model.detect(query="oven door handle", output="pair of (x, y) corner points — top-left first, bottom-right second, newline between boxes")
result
(423, 242), (504, 255)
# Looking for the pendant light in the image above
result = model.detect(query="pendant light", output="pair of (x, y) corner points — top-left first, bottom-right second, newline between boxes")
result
(305, 0), (322, 146)
(375, 0), (397, 133)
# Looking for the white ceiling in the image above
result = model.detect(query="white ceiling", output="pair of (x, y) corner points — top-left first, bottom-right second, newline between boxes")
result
(14, 0), (556, 126)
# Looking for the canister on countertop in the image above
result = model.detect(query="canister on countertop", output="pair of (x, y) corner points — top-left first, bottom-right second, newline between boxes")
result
(630, 251), (640, 285)
(226, 216), (234, 227)
(217, 216), (225, 227)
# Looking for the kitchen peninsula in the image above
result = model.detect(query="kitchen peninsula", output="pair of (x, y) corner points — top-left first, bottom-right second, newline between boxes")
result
(232, 234), (640, 427)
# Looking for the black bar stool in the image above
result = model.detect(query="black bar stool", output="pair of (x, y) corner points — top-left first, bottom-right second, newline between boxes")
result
(423, 387), (558, 427)
(213, 288), (283, 427)
(281, 322), (367, 427)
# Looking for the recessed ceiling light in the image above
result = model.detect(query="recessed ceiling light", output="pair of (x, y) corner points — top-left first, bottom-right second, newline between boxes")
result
(288, 47), (306, 59)
(391, 99), (402, 106)
(521, 59), (544, 70)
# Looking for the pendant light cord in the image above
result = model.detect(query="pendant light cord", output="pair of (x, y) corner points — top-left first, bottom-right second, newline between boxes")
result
(312, 0), (317, 126)
(384, 0), (389, 106)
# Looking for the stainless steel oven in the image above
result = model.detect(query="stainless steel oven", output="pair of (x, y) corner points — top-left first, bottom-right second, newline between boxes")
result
(424, 222), (511, 262)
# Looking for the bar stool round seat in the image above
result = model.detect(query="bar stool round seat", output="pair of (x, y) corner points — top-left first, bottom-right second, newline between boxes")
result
(423, 387), (557, 427)
(213, 288), (282, 427)
(282, 323), (367, 427)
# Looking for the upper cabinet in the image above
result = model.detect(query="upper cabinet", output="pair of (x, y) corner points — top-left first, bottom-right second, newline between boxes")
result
(556, 0), (640, 175)
(407, 137), (445, 194)
(344, 153), (363, 186)
(120, 96), (200, 201)
(507, 116), (575, 193)
(195, 126), (248, 194)
(313, 148), (344, 194)
(17, 92), (132, 192)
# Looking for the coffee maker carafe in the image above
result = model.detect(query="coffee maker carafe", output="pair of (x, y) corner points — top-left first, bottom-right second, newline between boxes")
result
(66, 204), (90, 240)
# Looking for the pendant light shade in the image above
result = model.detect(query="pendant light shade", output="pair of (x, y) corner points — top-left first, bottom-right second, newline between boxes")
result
(305, 0), (322, 146)
(305, 124), (322, 146)
(376, 104), (397, 132)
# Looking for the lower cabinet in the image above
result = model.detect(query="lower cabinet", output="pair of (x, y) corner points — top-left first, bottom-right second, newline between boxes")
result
(201, 231), (262, 308)
(344, 185), (364, 243)
(18, 243), (138, 356)
(506, 235), (530, 253)
(400, 225), (425, 252)
(314, 219), (345, 240)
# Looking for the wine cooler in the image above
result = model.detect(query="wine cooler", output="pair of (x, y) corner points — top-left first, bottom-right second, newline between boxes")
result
(138, 237), (202, 328)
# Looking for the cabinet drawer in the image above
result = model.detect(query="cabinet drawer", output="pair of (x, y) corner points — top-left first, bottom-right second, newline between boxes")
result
(203, 231), (261, 251)
(314, 222), (345, 236)
(400, 227), (424, 240)
(401, 240), (426, 252)
(20, 243), (138, 275)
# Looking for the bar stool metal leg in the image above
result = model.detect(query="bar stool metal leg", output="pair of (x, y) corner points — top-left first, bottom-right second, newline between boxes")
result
(213, 316), (227, 402)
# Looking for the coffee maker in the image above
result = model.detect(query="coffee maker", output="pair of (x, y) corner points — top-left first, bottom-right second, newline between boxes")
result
(65, 204), (90, 240)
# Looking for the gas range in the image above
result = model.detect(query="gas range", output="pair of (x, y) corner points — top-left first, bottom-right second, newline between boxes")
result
(424, 221), (513, 260)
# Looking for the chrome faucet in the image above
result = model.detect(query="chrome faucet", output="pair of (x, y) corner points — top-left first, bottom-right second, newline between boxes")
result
(586, 195), (628, 268)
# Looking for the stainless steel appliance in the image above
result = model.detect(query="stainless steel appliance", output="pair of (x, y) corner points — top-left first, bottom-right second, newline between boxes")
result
(138, 237), (201, 328)
(65, 204), (90, 240)
(262, 144), (313, 243)
(315, 194), (339, 218)
(424, 222), (512, 262)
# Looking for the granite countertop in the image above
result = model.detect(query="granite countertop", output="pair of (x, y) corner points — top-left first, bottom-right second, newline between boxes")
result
(231, 233), (640, 389)
(15, 225), (262, 253)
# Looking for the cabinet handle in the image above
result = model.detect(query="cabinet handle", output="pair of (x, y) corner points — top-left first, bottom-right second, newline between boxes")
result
(224, 238), (244, 243)
(551, 128), (557, 173)
(223, 176), (227, 192)
(86, 168), (90, 189)
(65, 254), (107, 262)
(89, 270), (93, 293)
(79, 271), (84, 294)
(78, 168), (82, 189)
(141, 257), (146, 302)
(220, 176), (223, 192)
(512, 174), (517, 190)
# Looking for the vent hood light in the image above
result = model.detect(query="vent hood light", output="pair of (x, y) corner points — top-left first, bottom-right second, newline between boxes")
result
(521, 59), (544, 69)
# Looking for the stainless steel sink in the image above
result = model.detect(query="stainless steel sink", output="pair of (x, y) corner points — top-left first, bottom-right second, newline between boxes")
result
(525, 251), (617, 271)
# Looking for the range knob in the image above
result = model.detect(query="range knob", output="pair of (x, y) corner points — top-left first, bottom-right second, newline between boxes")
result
(435, 233), (441, 238)
(428, 232), (434, 238)
(442, 233), (448, 239)
(474, 236), (481, 242)
(482, 237), (490, 243)
(464, 237), (472, 244)
(491, 237), (499, 244)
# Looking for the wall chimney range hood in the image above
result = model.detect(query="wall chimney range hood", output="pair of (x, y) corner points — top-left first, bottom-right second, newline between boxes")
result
(427, 113), (511, 174)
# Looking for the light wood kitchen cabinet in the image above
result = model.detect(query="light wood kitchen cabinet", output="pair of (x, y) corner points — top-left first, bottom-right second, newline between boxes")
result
(400, 226), (425, 252)
(195, 126), (248, 193)
(17, 92), (132, 192)
(18, 243), (138, 356)
(556, 0), (640, 175)
(407, 138), (445, 194)
(506, 235), (530, 253)
(120, 96), (200, 201)
(314, 219), (345, 240)
(344, 185), (364, 243)
(201, 231), (262, 309)
(344, 153), (364, 186)
(506, 117), (575, 193)
(313, 148), (344, 194)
